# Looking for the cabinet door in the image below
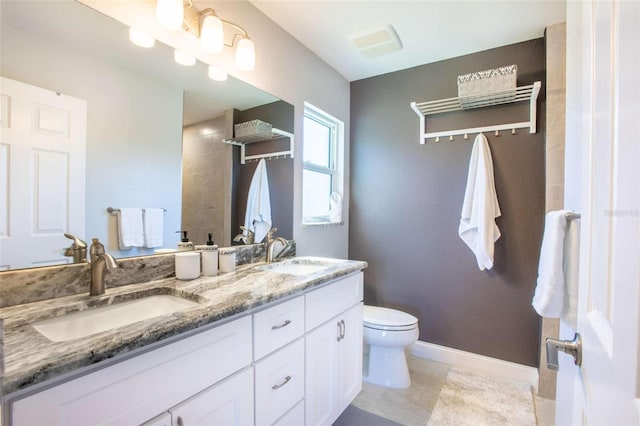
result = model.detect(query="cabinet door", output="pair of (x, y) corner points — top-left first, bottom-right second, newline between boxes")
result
(336, 303), (363, 415)
(305, 318), (340, 426)
(169, 368), (253, 426)
(141, 412), (171, 426)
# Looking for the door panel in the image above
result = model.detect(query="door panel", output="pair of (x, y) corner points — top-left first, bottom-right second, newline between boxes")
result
(559, 1), (640, 424)
(0, 77), (86, 269)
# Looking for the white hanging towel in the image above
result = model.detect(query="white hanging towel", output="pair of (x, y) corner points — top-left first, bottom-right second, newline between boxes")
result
(244, 159), (272, 243)
(143, 208), (164, 248)
(532, 210), (579, 321)
(561, 216), (580, 329)
(458, 133), (501, 271)
(117, 208), (144, 250)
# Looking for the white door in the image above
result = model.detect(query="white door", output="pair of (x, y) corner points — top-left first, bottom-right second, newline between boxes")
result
(557, 1), (640, 424)
(0, 76), (86, 270)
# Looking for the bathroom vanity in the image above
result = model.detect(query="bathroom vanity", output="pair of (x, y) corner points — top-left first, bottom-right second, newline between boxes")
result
(0, 257), (366, 426)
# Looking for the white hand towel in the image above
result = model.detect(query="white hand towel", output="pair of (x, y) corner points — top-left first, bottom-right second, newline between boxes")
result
(532, 210), (570, 317)
(561, 216), (580, 329)
(458, 133), (501, 271)
(117, 208), (144, 250)
(143, 208), (164, 248)
(244, 159), (272, 243)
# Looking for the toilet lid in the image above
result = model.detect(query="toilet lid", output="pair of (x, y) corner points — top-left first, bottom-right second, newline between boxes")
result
(363, 305), (418, 330)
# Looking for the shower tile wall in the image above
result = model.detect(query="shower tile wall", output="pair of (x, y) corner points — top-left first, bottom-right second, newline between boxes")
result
(538, 22), (567, 400)
(182, 111), (234, 247)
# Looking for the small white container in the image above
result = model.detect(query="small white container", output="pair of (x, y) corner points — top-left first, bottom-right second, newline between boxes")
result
(196, 245), (219, 276)
(175, 252), (200, 280)
(219, 248), (236, 273)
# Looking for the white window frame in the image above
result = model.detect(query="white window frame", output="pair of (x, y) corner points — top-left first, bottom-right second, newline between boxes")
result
(302, 102), (344, 225)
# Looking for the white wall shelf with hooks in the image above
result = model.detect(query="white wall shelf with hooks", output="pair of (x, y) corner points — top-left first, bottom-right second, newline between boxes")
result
(410, 81), (541, 144)
(222, 128), (294, 164)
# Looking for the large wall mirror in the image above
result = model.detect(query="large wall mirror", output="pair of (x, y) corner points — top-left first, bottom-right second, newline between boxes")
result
(0, 1), (294, 271)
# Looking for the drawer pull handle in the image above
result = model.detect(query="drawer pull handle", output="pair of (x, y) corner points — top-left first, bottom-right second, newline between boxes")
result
(271, 319), (292, 330)
(272, 375), (292, 390)
(340, 319), (346, 339)
(177, 416), (185, 426)
(337, 321), (342, 341)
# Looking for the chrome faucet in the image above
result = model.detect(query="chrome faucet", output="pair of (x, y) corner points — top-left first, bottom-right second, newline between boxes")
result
(233, 226), (255, 245)
(63, 233), (87, 264)
(265, 228), (287, 263)
(89, 238), (118, 296)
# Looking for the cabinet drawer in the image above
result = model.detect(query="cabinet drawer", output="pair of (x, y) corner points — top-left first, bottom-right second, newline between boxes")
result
(254, 296), (304, 360)
(273, 400), (305, 426)
(306, 272), (363, 331)
(255, 339), (304, 426)
(12, 316), (252, 426)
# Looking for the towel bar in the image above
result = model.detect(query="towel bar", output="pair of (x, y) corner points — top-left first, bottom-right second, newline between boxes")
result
(107, 207), (166, 214)
(565, 212), (581, 220)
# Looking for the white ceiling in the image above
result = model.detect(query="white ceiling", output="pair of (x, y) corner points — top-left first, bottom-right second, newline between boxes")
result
(249, 0), (567, 81)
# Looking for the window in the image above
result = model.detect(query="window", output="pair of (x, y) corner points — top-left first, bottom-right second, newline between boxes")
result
(302, 103), (343, 224)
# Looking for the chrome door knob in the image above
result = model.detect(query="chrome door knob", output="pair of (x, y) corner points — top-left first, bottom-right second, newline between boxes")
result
(546, 333), (582, 370)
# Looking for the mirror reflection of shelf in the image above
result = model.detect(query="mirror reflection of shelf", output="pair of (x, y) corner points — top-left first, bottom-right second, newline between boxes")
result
(410, 81), (541, 144)
(222, 128), (294, 164)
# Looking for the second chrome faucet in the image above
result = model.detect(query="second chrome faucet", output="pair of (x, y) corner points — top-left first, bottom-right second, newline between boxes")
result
(89, 238), (118, 296)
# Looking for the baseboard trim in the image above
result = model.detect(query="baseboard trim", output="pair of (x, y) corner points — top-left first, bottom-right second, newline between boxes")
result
(410, 340), (539, 392)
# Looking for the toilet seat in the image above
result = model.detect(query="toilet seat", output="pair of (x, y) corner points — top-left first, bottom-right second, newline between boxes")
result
(363, 305), (418, 331)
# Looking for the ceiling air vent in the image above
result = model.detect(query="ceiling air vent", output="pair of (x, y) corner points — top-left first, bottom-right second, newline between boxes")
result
(350, 25), (403, 58)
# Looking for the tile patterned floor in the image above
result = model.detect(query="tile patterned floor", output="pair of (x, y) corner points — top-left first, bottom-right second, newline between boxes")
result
(337, 355), (556, 426)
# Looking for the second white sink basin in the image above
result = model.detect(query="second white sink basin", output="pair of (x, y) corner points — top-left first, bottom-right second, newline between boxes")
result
(258, 257), (341, 276)
(32, 295), (199, 342)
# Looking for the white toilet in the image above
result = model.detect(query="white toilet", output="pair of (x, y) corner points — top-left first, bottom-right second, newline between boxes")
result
(362, 305), (419, 388)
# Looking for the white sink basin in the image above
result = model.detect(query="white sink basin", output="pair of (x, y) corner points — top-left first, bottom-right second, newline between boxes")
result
(32, 295), (199, 342)
(258, 257), (341, 276)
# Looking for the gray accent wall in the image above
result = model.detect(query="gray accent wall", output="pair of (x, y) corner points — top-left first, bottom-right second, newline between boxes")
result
(350, 39), (546, 367)
(233, 101), (295, 242)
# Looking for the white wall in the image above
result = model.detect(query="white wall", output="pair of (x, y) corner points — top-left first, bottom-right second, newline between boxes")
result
(1, 23), (183, 257)
(82, 0), (352, 259)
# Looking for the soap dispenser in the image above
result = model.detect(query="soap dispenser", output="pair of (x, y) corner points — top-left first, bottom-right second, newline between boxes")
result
(176, 231), (194, 251)
(198, 233), (219, 276)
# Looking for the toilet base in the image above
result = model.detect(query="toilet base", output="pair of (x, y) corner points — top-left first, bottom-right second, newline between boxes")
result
(363, 344), (411, 388)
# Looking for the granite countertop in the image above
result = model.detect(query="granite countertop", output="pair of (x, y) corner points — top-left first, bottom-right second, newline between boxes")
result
(0, 257), (367, 396)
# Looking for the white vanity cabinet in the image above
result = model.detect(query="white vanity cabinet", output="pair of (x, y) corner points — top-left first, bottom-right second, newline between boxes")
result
(7, 271), (364, 426)
(305, 273), (364, 426)
(11, 316), (253, 426)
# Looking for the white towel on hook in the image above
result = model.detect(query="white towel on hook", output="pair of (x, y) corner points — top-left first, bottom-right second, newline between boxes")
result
(532, 210), (571, 317)
(244, 159), (272, 243)
(117, 208), (144, 250)
(458, 133), (501, 271)
(143, 208), (164, 248)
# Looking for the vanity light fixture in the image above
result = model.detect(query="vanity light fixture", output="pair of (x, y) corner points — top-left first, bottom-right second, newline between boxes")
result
(128, 28), (155, 48)
(174, 49), (196, 66)
(200, 12), (224, 54)
(235, 37), (255, 71)
(208, 65), (228, 82)
(156, 0), (184, 31)
(156, 1), (256, 71)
